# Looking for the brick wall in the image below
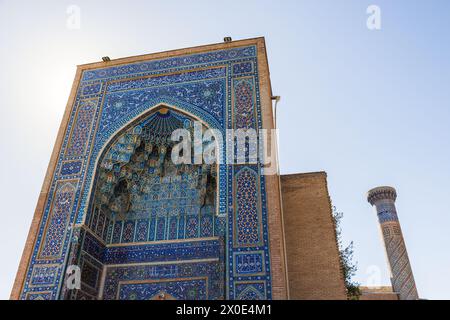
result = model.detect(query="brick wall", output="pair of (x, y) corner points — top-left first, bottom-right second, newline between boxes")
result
(359, 286), (399, 300)
(281, 172), (347, 300)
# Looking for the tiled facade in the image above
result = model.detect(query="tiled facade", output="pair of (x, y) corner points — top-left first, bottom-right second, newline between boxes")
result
(12, 38), (288, 300)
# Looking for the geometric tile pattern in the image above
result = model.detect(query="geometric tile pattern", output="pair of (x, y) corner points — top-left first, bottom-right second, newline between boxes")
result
(232, 62), (253, 76)
(39, 182), (77, 259)
(233, 78), (256, 129)
(65, 100), (97, 157)
(376, 202), (399, 223)
(235, 282), (266, 300)
(103, 239), (223, 265)
(368, 187), (419, 300)
(87, 110), (219, 245)
(103, 261), (222, 300)
(20, 44), (272, 300)
(80, 260), (100, 290)
(30, 265), (59, 287)
(25, 292), (54, 300)
(60, 160), (82, 176)
(234, 167), (261, 246)
(382, 221), (419, 300)
(118, 279), (208, 300)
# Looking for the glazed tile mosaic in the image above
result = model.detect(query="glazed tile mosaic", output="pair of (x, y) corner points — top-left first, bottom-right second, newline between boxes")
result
(20, 43), (272, 300)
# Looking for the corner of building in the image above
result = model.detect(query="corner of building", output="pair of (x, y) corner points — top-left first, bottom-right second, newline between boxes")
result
(280, 171), (347, 300)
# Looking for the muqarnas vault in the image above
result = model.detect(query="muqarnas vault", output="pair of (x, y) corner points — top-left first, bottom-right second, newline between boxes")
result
(12, 38), (348, 300)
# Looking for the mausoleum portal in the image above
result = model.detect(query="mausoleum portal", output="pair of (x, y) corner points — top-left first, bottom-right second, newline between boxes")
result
(12, 38), (289, 300)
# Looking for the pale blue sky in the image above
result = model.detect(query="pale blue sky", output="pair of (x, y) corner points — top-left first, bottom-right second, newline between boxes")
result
(1, 0), (449, 299)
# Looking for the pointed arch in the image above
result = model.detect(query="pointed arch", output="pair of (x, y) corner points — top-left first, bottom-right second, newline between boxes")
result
(84, 105), (222, 245)
(80, 102), (225, 226)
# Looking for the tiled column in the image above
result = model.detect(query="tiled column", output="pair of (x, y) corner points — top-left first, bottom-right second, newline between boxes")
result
(367, 186), (419, 300)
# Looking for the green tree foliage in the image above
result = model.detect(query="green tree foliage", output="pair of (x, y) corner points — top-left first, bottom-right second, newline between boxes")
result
(332, 206), (361, 300)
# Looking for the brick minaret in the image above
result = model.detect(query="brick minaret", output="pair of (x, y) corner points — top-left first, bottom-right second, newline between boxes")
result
(367, 186), (419, 300)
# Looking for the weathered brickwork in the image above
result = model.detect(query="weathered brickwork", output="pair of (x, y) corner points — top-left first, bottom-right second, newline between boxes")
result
(281, 172), (346, 300)
(359, 286), (399, 300)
